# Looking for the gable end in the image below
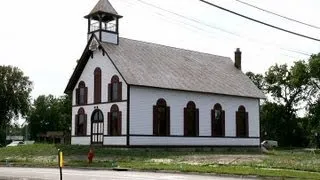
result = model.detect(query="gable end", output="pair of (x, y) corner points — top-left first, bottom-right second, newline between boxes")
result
(64, 35), (96, 94)
(64, 35), (128, 94)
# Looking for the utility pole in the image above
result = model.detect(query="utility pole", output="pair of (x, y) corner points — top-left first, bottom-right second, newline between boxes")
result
(23, 121), (28, 141)
(5, 124), (8, 145)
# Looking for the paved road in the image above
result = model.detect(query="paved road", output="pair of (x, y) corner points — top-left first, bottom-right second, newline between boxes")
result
(0, 167), (253, 180)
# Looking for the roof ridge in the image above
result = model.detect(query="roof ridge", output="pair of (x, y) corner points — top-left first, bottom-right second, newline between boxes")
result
(118, 37), (232, 60)
(67, 36), (265, 99)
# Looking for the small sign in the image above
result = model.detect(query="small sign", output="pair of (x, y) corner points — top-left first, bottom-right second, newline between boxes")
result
(58, 149), (63, 180)
(59, 151), (64, 167)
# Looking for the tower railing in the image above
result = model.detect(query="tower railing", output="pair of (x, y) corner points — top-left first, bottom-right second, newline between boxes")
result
(90, 22), (116, 32)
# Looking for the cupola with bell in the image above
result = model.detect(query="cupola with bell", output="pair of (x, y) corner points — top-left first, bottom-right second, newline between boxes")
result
(84, 0), (122, 44)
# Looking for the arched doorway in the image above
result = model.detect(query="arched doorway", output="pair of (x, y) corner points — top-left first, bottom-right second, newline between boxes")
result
(91, 109), (104, 144)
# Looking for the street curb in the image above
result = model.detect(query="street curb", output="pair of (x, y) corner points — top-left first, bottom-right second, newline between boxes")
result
(2, 166), (258, 179)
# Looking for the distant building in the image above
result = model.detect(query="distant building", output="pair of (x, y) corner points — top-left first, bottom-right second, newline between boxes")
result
(6, 136), (24, 141)
(65, 0), (265, 147)
(37, 131), (70, 144)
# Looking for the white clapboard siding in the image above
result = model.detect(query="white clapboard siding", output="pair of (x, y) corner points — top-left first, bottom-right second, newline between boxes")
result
(71, 49), (127, 145)
(129, 86), (260, 146)
(72, 102), (127, 135)
(104, 136), (127, 145)
(130, 136), (260, 146)
(72, 137), (91, 145)
(72, 49), (127, 106)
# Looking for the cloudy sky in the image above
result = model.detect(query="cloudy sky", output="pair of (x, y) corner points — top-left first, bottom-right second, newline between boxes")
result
(0, 0), (319, 101)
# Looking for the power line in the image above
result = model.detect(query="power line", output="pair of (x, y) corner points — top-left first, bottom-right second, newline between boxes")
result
(131, 0), (312, 56)
(135, 0), (237, 37)
(199, 0), (320, 42)
(234, 0), (320, 30)
(122, 1), (226, 38)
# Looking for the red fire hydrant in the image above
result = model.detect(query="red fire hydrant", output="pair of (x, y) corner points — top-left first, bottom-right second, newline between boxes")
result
(88, 147), (94, 164)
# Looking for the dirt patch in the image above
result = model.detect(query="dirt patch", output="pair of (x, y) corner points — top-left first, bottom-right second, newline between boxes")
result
(64, 154), (266, 166)
(32, 156), (57, 163)
(149, 158), (173, 164)
(179, 154), (266, 165)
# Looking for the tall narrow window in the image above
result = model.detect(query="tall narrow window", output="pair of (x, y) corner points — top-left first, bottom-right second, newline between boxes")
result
(75, 108), (87, 136)
(184, 101), (199, 136)
(236, 105), (249, 137)
(108, 104), (122, 136)
(211, 103), (225, 137)
(91, 109), (104, 144)
(76, 81), (87, 105)
(108, 75), (122, 102)
(94, 68), (101, 103)
(153, 98), (170, 136)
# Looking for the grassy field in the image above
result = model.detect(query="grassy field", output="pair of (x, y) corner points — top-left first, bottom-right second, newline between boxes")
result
(1, 144), (320, 179)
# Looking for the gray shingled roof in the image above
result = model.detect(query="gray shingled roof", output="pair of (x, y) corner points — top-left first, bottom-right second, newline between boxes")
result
(89, 0), (118, 15)
(100, 38), (265, 99)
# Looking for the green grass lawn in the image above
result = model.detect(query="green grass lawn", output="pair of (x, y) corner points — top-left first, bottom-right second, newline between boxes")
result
(1, 144), (320, 179)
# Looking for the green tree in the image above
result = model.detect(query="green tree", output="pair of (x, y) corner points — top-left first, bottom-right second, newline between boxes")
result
(245, 71), (265, 90)
(27, 94), (71, 140)
(260, 102), (286, 142)
(265, 62), (309, 114)
(260, 102), (309, 147)
(308, 100), (320, 147)
(264, 62), (310, 146)
(309, 53), (320, 94)
(247, 60), (311, 147)
(57, 95), (72, 133)
(305, 53), (320, 147)
(309, 54), (320, 87)
(0, 65), (32, 145)
(7, 123), (23, 136)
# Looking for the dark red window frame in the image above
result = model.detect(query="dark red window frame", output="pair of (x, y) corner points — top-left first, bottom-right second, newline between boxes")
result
(153, 98), (170, 136)
(211, 103), (225, 137)
(75, 81), (88, 105)
(236, 105), (249, 137)
(94, 67), (102, 103)
(108, 75), (122, 102)
(75, 108), (87, 136)
(108, 104), (122, 136)
(184, 101), (199, 137)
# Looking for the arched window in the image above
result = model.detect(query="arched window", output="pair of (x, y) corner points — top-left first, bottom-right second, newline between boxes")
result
(108, 75), (122, 102)
(91, 109), (104, 144)
(76, 81), (87, 105)
(75, 108), (87, 136)
(236, 105), (249, 137)
(211, 103), (225, 137)
(184, 101), (199, 136)
(153, 98), (170, 136)
(94, 68), (102, 103)
(108, 104), (122, 136)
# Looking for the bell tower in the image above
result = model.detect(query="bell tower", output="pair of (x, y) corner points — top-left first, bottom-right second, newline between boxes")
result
(84, 0), (122, 44)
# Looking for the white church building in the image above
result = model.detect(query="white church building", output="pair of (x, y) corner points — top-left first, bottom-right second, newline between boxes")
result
(64, 0), (265, 147)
